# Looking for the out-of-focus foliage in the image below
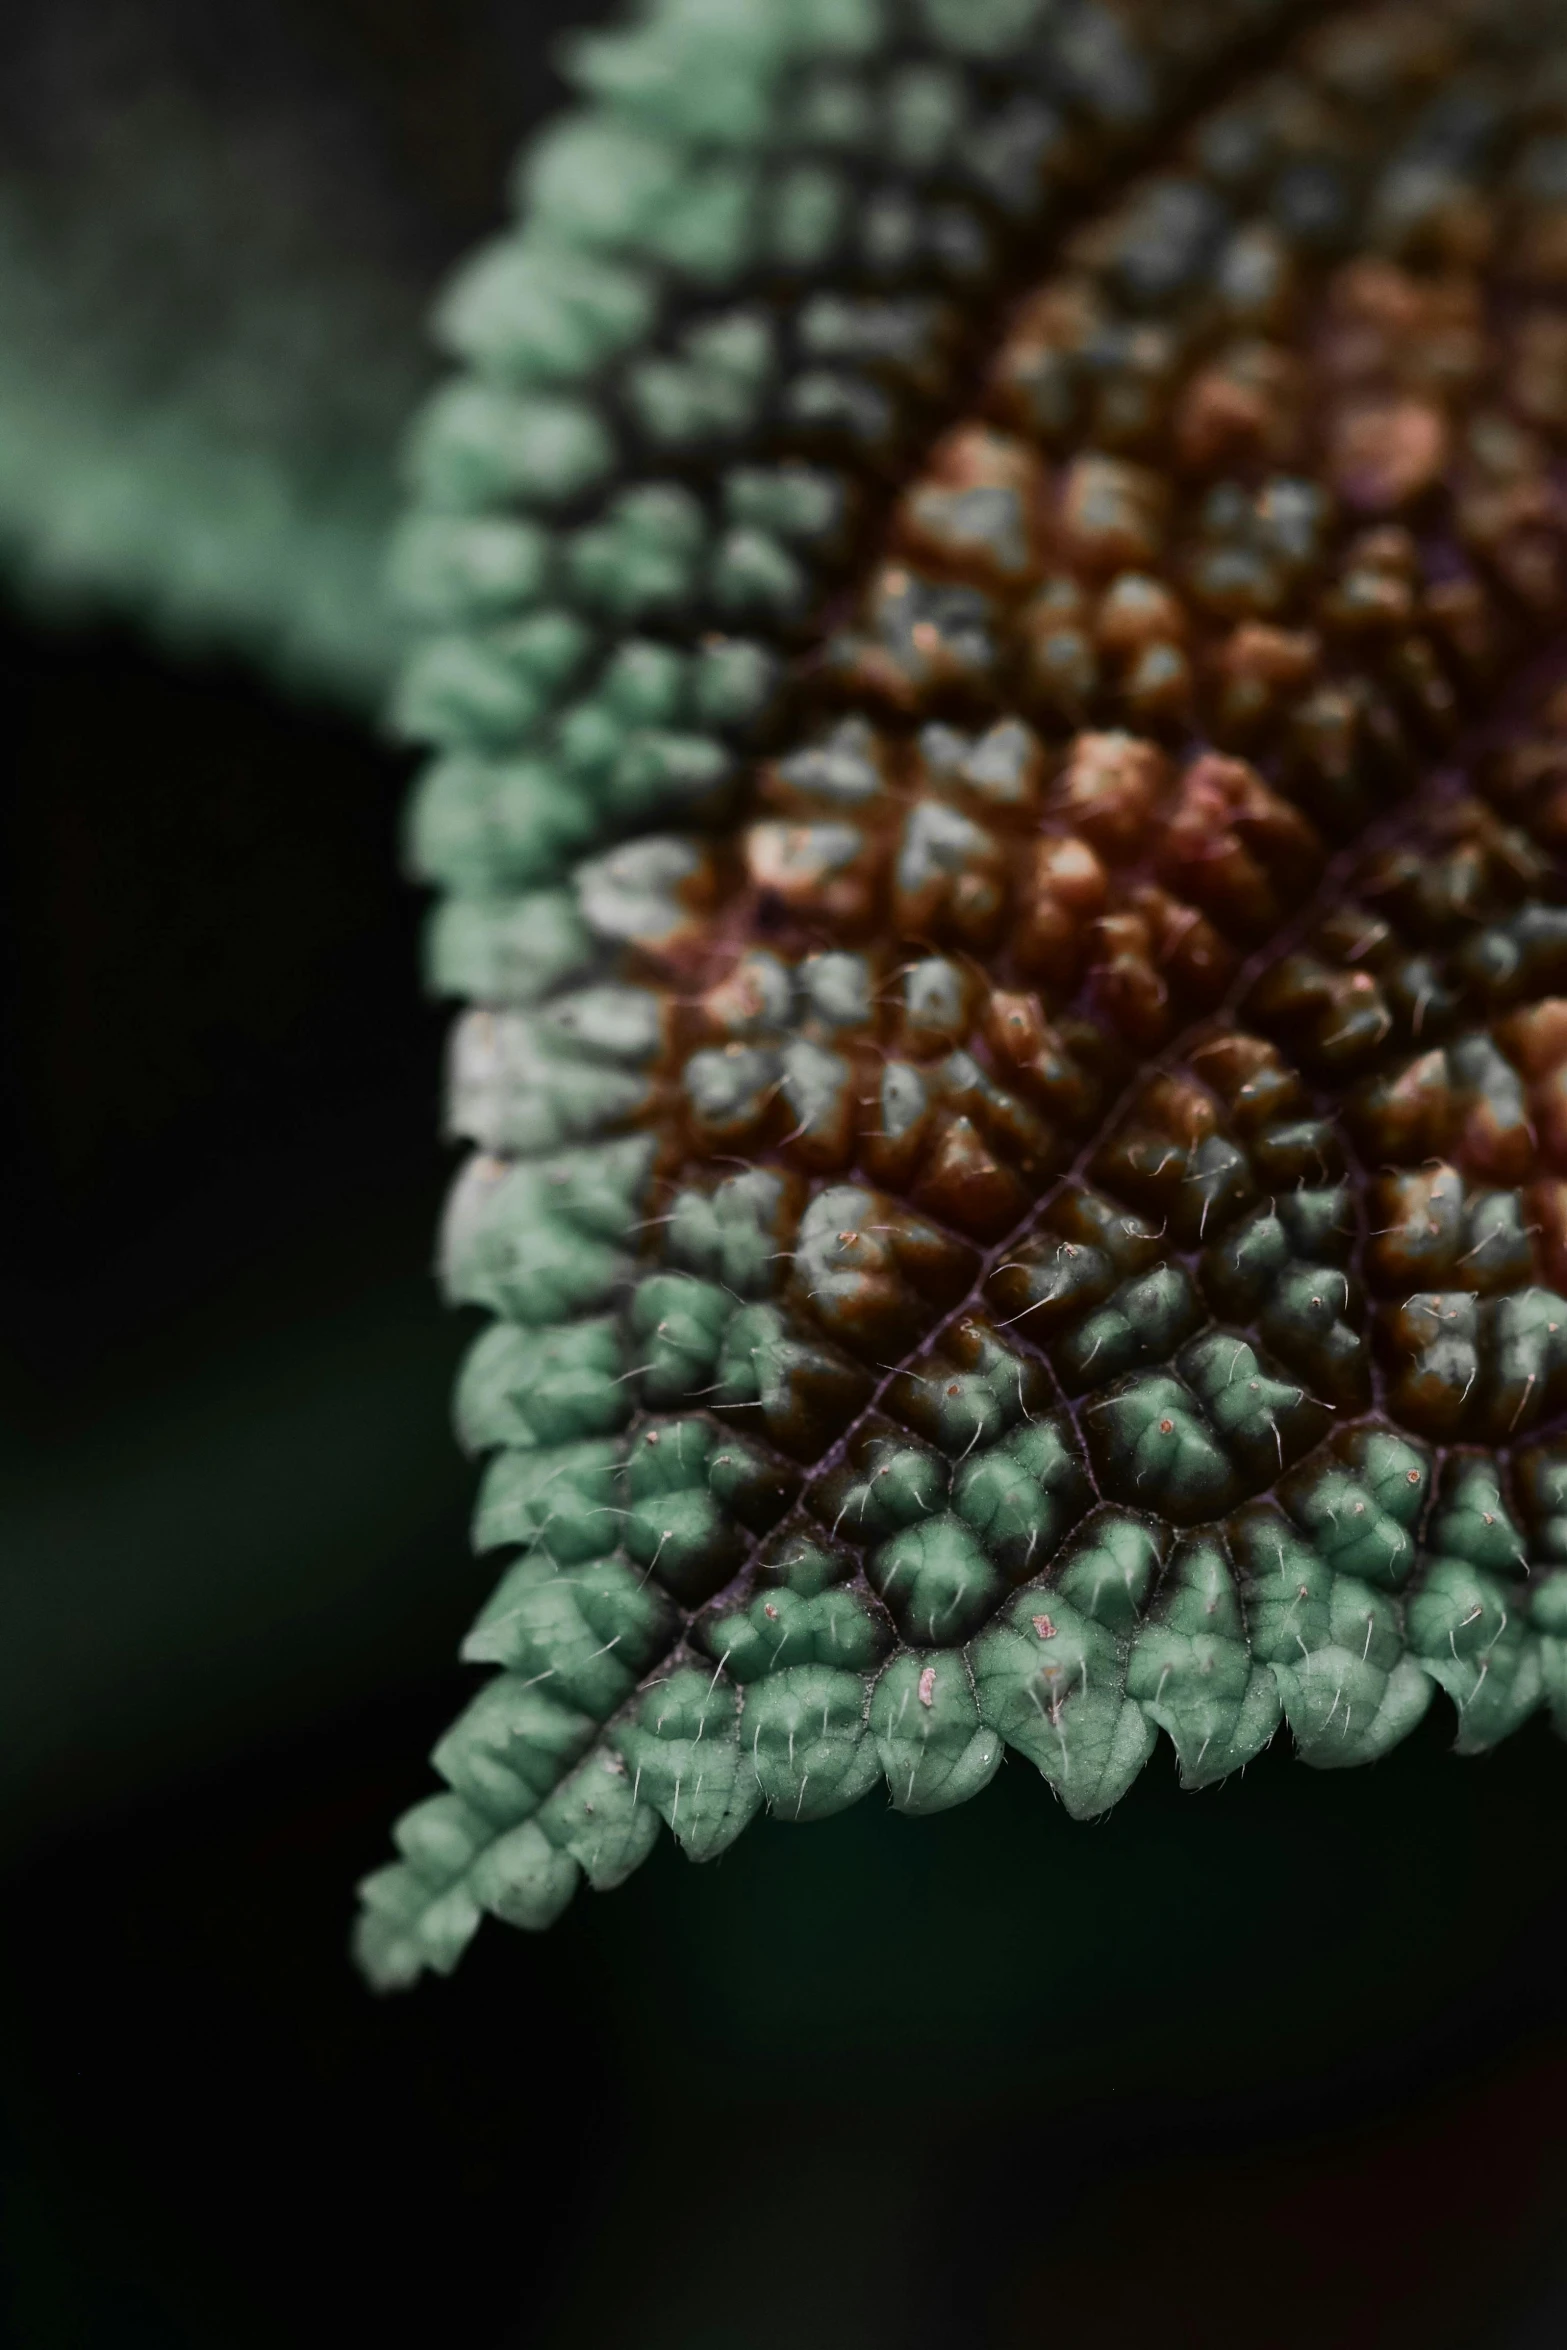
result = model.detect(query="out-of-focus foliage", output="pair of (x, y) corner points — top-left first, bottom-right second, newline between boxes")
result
(0, 0), (580, 702)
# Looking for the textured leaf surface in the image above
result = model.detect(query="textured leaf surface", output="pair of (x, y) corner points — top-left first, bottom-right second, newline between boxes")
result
(357, 0), (1567, 1986)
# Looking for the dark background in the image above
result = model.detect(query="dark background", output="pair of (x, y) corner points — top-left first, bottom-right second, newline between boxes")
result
(5, 6), (1567, 2347)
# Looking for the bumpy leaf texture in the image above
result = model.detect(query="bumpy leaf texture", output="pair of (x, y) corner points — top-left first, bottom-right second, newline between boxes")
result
(358, 0), (1567, 1987)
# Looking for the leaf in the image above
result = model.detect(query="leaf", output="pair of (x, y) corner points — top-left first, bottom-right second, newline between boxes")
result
(354, 0), (1567, 1982)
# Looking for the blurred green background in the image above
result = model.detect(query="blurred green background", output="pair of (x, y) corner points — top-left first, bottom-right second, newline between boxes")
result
(4, 2), (1567, 2344)
(0, 0), (584, 699)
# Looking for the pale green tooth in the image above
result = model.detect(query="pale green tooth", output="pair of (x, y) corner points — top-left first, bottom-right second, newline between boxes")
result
(407, 382), (616, 511)
(385, 513), (556, 624)
(445, 1007), (655, 1155)
(434, 239), (658, 382)
(423, 889), (595, 1007)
